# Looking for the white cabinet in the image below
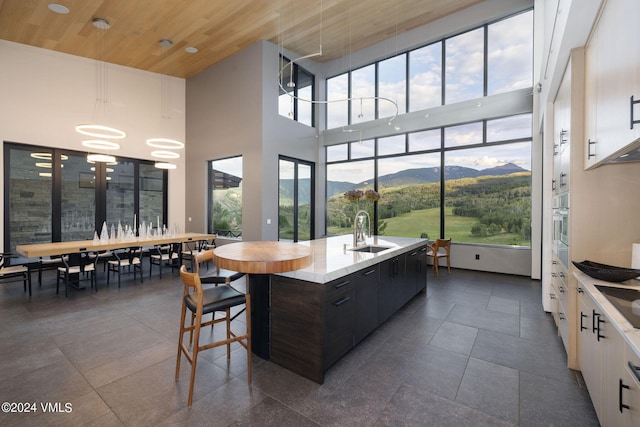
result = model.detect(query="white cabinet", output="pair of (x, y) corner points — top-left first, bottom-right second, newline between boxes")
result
(622, 345), (640, 427)
(577, 285), (624, 426)
(553, 62), (571, 193)
(584, 0), (640, 168)
(577, 278), (640, 427)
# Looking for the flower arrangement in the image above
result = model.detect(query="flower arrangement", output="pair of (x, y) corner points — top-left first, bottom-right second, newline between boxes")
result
(343, 189), (380, 202)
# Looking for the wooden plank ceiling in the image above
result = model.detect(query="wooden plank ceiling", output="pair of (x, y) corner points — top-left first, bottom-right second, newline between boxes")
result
(0, 0), (482, 78)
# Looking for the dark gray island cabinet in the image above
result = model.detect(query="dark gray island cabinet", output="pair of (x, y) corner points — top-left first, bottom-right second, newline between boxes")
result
(270, 241), (428, 383)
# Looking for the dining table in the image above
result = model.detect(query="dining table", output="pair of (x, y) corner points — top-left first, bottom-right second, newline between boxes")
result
(213, 241), (313, 359)
(15, 233), (217, 258)
(16, 233), (217, 291)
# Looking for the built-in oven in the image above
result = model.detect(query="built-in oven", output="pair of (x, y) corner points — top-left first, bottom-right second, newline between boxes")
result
(553, 193), (569, 267)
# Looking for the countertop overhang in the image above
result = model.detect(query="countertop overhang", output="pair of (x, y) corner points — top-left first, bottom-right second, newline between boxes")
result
(276, 235), (428, 284)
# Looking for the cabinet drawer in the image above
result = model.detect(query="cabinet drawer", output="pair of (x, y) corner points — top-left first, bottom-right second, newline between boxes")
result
(324, 276), (354, 300)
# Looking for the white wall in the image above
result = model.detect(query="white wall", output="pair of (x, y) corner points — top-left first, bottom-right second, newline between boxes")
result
(0, 40), (186, 246)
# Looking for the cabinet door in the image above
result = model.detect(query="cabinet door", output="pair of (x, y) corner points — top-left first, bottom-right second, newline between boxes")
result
(324, 288), (355, 368)
(553, 62), (570, 192)
(600, 308), (625, 427)
(584, 23), (599, 168)
(622, 346), (640, 427)
(406, 246), (428, 295)
(590, 0), (640, 162)
(378, 255), (403, 323)
(354, 266), (379, 343)
(578, 291), (603, 423)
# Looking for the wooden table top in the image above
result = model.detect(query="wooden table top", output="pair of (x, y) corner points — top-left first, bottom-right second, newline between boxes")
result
(213, 241), (313, 274)
(16, 233), (216, 258)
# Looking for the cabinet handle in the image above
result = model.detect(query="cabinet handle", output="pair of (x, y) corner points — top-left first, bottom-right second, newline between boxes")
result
(577, 287), (584, 294)
(550, 293), (556, 300)
(334, 280), (350, 289)
(559, 286), (565, 294)
(580, 312), (588, 331)
(619, 378), (630, 413)
(559, 312), (565, 320)
(552, 179), (556, 191)
(553, 143), (559, 156)
(552, 260), (558, 265)
(587, 139), (597, 159)
(560, 172), (567, 187)
(333, 296), (351, 307)
(410, 251), (418, 257)
(560, 129), (568, 145)
(593, 310), (606, 341)
(592, 310), (599, 334)
(363, 269), (376, 277)
(559, 272), (565, 278)
(631, 95), (640, 129)
(551, 272), (557, 278)
(628, 361), (640, 382)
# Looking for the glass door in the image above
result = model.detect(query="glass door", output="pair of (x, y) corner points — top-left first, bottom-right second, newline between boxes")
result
(278, 156), (314, 242)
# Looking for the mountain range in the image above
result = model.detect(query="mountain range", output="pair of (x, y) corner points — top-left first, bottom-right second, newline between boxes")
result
(325, 162), (528, 198)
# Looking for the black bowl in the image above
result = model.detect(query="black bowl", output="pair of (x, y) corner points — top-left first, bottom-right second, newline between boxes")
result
(572, 260), (640, 283)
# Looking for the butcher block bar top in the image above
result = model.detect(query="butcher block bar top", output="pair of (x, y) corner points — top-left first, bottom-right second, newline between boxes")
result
(212, 241), (313, 274)
(274, 234), (429, 283)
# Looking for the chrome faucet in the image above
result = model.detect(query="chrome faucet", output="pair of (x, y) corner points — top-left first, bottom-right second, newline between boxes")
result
(353, 209), (371, 248)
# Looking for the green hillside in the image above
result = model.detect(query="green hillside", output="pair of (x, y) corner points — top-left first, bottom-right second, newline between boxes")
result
(327, 172), (531, 246)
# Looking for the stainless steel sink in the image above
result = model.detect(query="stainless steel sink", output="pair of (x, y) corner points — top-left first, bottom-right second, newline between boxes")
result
(350, 245), (391, 253)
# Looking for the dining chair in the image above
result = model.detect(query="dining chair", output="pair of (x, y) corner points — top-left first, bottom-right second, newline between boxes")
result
(181, 240), (210, 272)
(37, 255), (67, 287)
(0, 253), (32, 296)
(149, 243), (180, 278)
(175, 253), (251, 407)
(425, 238), (452, 276)
(107, 247), (144, 288)
(56, 252), (97, 297)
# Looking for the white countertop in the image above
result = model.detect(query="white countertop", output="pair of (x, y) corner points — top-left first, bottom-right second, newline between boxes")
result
(574, 271), (640, 358)
(276, 235), (428, 284)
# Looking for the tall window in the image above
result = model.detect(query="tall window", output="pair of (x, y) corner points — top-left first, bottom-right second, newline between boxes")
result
(326, 159), (374, 236)
(208, 156), (243, 237)
(327, 73), (349, 129)
(6, 147), (53, 254)
(325, 114), (532, 246)
(325, 10), (533, 129)
(378, 54), (407, 117)
(409, 43), (442, 111)
(279, 55), (315, 127)
(351, 65), (375, 124)
(4, 143), (168, 259)
(61, 151), (96, 241)
(278, 156), (314, 242)
(487, 12), (534, 95)
(444, 28), (484, 104)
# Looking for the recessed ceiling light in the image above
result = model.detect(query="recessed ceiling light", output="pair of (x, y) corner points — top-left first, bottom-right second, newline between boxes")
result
(48, 4), (69, 14)
(92, 18), (110, 30)
(185, 47), (198, 54)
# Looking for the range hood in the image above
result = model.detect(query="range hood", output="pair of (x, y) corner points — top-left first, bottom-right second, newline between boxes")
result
(598, 137), (640, 165)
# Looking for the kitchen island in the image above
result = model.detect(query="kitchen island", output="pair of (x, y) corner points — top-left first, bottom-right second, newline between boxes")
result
(269, 235), (428, 383)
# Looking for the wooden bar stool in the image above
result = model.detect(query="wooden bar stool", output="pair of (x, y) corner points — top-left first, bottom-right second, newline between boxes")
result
(175, 259), (251, 407)
(426, 238), (452, 276)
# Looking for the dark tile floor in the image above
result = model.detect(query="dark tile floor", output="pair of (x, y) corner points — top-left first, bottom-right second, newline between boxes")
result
(0, 263), (599, 426)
